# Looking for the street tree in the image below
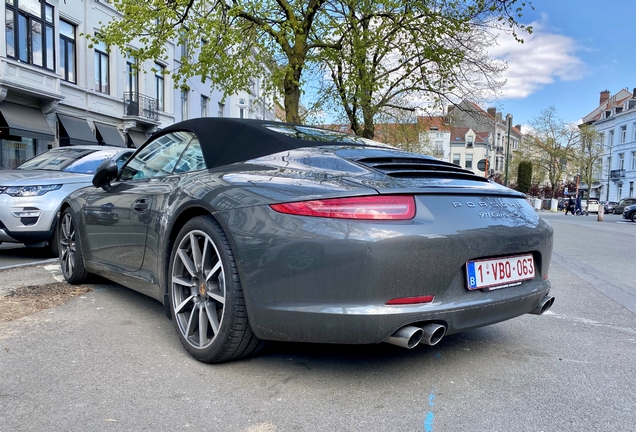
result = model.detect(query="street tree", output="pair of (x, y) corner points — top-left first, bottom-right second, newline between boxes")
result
(90, 0), (532, 128)
(523, 106), (578, 198)
(517, 160), (532, 193)
(89, 0), (336, 124)
(573, 124), (603, 206)
(317, 0), (533, 138)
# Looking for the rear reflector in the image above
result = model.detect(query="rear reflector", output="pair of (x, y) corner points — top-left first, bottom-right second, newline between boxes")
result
(386, 295), (435, 305)
(270, 195), (415, 220)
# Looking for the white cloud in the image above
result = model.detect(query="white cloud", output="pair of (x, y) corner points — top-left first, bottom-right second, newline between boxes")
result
(489, 17), (586, 99)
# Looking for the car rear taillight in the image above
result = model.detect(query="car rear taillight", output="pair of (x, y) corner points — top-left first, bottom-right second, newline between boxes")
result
(270, 195), (416, 220)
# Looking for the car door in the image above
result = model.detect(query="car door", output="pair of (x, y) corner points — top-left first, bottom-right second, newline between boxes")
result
(82, 132), (196, 272)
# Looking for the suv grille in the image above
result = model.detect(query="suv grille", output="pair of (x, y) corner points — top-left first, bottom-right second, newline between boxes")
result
(353, 157), (488, 182)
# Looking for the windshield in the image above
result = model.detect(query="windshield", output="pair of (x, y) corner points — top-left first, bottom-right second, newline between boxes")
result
(17, 148), (120, 174)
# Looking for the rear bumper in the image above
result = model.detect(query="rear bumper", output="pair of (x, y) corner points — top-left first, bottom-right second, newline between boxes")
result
(249, 277), (551, 344)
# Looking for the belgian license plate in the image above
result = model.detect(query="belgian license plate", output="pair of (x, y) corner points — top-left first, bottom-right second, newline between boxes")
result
(466, 254), (535, 290)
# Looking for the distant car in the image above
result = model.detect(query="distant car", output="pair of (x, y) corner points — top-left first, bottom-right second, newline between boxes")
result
(0, 146), (133, 255)
(586, 199), (599, 213)
(623, 204), (636, 222)
(557, 198), (568, 211)
(613, 198), (636, 214)
(603, 201), (618, 213)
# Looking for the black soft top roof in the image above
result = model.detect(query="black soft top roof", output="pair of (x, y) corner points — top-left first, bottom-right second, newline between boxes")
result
(158, 118), (370, 169)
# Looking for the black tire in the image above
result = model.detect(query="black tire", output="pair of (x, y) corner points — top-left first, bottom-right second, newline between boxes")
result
(59, 208), (89, 284)
(631, 213), (636, 222)
(168, 216), (267, 363)
(48, 223), (60, 258)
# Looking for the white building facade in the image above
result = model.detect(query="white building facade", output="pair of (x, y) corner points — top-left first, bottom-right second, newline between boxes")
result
(582, 89), (636, 201)
(0, 0), (274, 170)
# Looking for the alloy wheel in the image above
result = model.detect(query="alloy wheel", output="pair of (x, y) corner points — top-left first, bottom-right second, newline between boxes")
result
(171, 230), (225, 350)
(60, 212), (76, 278)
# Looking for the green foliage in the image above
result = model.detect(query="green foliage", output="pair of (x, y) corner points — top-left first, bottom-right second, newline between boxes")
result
(91, 0), (532, 126)
(523, 106), (579, 198)
(314, 0), (533, 137)
(517, 160), (532, 193)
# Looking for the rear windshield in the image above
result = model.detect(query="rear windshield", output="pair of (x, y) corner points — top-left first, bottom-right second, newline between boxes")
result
(264, 124), (383, 146)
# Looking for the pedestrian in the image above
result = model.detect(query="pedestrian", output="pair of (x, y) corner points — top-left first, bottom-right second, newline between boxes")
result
(575, 194), (582, 215)
(565, 197), (575, 215)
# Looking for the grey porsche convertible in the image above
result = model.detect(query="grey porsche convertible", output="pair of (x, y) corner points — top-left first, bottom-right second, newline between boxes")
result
(59, 118), (554, 363)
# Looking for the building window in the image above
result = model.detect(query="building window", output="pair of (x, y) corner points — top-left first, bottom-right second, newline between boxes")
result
(5, 0), (55, 71)
(200, 95), (209, 117)
(630, 182), (634, 197)
(180, 35), (188, 59)
(609, 130), (614, 146)
(181, 89), (189, 120)
(619, 153), (625, 170)
(465, 154), (473, 169)
(59, 19), (75, 83)
(154, 63), (164, 111)
(126, 55), (138, 94)
(217, 102), (224, 118)
(620, 125), (627, 143)
(452, 153), (460, 166)
(617, 184), (623, 200)
(631, 151), (636, 171)
(93, 38), (109, 94)
(466, 136), (473, 147)
(633, 124), (636, 141)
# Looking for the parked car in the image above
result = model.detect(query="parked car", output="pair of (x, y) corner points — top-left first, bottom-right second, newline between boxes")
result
(602, 201), (618, 213)
(623, 204), (636, 222)
(586, 198), (600, 213)
(613, 198), (636, 214)
(0, 146), (133, 255)
(59, 118), (555, 363)
(557, 198), (568, 211)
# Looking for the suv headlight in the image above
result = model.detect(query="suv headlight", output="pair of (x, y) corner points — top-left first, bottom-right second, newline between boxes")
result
(3, 184), (62, 197)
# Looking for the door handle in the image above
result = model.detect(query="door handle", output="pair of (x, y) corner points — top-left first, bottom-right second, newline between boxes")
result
(133, 198), (148, 213)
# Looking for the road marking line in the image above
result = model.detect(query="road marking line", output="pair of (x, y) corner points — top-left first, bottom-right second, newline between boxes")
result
(543, 311), (636, 334)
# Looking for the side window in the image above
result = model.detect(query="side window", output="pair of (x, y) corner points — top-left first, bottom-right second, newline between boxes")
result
(120, 131), (195, 180)
(115, 152), (133, 170)
(173, 138), (206, 173)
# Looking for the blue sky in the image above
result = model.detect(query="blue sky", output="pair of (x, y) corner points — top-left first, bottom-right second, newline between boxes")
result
(491, 0), (636, 128)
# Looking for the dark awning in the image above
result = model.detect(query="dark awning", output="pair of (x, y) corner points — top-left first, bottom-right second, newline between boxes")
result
(127, 130), (148, 148)
(57, 114), (98, 146)
(94, 122), (125, 147)
(0, 102), (55, 141)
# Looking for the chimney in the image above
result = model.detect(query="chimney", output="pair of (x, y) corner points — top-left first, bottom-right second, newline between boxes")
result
(600, 90), (610, 105)
(633, 88), (636, 98)
(487, 107), (496, 117)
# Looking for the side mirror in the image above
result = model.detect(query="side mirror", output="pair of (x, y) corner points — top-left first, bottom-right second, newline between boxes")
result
(92, 159), (118, 190)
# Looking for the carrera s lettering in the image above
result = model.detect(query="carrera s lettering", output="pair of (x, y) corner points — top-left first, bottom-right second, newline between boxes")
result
(479, 212), (520, 218)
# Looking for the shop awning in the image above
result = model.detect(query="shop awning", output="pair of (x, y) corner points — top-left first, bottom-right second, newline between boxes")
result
(0, 102), (55, 141)
(57, 114), (98, 146)
(127, 130), (148, 148)
(94, 122), (125, 147)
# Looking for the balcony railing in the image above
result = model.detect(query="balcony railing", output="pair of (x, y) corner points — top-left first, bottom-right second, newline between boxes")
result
(610, 169), (625, 179)
(124, 92), (159, 122)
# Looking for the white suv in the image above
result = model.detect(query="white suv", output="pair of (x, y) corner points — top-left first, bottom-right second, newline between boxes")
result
(0, 146), (133, 255)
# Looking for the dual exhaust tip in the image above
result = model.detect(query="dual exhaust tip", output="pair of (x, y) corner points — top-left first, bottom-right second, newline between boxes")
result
(529, 295), (555, 315)
(384, 323), (446, 349)
(385, 295), (555, 349)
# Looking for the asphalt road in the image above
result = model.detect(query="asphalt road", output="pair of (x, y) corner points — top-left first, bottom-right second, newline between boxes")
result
(0, 212), (635, 432)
